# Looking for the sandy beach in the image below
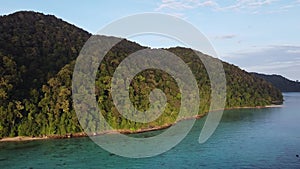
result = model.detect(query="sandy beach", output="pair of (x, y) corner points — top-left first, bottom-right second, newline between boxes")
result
(0, 136), (48, 142)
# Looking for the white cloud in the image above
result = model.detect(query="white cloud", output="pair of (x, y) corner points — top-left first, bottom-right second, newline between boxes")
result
(223, 45), (300, 80)
(218, 0), (277, 11)
(165, 12), (186, 18)
(156, 0), (218, 11)
(287, 49), (300, 54)
(246, 59), (300, 81)
(247, 60), (300, 72)
(279, 4), (294, 10)
(156, 0), (298, 14)
(214, 34), (237, 40)
(156, 0), (194, 11)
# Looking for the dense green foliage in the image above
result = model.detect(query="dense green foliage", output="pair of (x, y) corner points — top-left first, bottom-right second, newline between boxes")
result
(0, 11), (283, 138)
(0, 11), (90, 99)
(252, 73), (300, 92)
(0, 11), (90, 137)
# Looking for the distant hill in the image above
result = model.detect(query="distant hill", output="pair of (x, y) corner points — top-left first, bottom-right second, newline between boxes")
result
(251, 73), (300, 92)
(0, 11), (283, 138)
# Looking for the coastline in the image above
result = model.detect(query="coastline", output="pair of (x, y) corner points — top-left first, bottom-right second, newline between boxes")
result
(0, 104), (282, 143)
(0, 136), (48, 142)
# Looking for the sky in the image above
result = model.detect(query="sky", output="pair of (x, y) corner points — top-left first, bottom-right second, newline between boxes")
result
(1, 0), (300, 80)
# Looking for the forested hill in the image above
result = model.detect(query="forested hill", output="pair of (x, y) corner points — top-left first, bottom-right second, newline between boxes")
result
(0, 11), (91, 99)
(251, 73), (300, 92)
(0, 11), (283, 138)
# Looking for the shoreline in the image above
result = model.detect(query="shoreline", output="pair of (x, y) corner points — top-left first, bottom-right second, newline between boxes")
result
(0, 104), (282, 143)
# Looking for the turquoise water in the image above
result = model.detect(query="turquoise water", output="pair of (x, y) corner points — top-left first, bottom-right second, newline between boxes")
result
(1, 93), (300, 168)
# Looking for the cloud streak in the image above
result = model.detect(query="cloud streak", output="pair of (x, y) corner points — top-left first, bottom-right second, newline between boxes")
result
(223, 45), (300, 80)
(156, 0), (299, 14)
(156, 0), (218, 11)
(219, 0), (277, 11)
(214, 34), (237, 40)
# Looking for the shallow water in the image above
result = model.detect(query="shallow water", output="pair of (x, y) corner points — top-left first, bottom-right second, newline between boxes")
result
(1, 93), (300, 168)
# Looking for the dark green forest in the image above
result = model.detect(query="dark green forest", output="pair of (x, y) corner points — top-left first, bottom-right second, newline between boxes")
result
(252, 72), (300, 92)
(0, 11), (283, 138)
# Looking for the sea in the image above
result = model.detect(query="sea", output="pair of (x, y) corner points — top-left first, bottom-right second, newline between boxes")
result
(1, 93), (300, 169)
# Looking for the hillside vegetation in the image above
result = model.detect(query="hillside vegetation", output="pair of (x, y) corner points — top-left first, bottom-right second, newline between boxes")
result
(252, 73), (300, 92)
(0, 11), (283, 138)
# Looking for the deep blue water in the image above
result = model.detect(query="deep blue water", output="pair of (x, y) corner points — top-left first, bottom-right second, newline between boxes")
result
(1, 93), (300, 169)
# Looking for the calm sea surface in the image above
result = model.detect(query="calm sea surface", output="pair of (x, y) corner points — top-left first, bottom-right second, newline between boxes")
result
(1, 93), (300, 169)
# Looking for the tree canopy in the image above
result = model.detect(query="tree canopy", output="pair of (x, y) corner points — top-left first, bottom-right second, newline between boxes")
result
(252, 72), (300, 92)
(0, 11), (283, 138)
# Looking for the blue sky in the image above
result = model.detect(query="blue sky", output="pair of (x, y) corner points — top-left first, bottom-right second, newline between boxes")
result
(1, 0), (300, 80)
